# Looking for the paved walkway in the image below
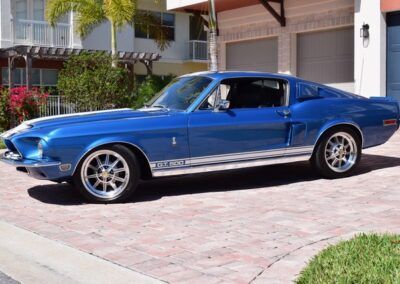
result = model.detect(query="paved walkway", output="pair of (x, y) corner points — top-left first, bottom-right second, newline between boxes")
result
(0, 221), (162, 284)
(0, 133), (399, 283)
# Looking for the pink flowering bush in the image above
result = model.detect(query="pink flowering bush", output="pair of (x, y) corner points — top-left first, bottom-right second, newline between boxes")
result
(8, 87), (49, 123)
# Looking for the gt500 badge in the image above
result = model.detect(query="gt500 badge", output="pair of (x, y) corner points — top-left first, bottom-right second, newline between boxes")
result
(155, 160), (186, 169)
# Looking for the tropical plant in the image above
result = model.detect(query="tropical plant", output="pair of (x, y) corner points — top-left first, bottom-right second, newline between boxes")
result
(46, 0), (170, 66)
(132, 74), (175, 109)
(0, 87), (10, 131)
(57, 52), (132, 109)
(208, 0), (218, 71)
(8, 87), (49, 123)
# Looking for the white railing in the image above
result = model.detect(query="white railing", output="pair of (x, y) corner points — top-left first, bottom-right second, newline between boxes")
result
(188, 40), (208, 61)
(13, 19), (71, 47)
(39, 96), (104, 117)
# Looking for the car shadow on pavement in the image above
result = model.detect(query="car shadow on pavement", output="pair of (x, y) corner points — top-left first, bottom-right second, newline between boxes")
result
(27, 154), (400, 205)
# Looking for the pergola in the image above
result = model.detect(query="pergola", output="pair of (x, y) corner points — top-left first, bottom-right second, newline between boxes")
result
(0, 45), (161, 88)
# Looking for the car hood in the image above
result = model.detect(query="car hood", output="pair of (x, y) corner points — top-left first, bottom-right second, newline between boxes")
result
(1, 108), (170, 139)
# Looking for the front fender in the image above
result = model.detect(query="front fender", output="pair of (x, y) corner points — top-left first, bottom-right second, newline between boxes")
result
(70, 135), (149, 176)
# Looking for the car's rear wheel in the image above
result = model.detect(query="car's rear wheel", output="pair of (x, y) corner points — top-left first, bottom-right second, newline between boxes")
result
(312, 128), (361, 179)
(73, 145), (140, 203)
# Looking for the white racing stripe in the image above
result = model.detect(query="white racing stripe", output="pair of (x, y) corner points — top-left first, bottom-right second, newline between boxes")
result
(151, 146), (314, 170)
(1, 109), (132, 139)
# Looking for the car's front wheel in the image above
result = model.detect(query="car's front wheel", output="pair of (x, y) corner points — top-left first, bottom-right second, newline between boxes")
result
(73, 145), (140, 203)
(312, 128), (361, 179)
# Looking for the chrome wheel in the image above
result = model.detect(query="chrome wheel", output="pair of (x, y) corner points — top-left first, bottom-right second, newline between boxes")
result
(81, 150), (130, 199)
(324, 132), (358, 173)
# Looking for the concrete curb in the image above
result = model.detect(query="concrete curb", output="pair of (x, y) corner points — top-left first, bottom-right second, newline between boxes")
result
(0, 221), (164, 284)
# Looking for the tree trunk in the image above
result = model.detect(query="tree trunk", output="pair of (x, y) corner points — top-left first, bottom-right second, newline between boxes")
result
(111, 22), (117, 67)
(208, 0), (218, 71)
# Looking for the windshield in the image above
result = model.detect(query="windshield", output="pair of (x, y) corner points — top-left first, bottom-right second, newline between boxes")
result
(149, 76), (213, 110)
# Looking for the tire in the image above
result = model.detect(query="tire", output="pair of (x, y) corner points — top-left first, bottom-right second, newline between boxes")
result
(73, 145), (140, 203)
(311, 127), (362, 179)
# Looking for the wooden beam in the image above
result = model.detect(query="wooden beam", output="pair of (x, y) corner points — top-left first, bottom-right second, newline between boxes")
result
(259, 0), (286, 27)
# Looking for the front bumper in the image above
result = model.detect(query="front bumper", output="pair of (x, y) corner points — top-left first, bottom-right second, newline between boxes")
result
(1, 151), (62, 180)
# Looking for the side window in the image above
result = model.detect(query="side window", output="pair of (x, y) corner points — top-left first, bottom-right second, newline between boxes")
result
(297, 83), (319, 100)
(198, 78), (286, 110)
(227, 78), (286, 109)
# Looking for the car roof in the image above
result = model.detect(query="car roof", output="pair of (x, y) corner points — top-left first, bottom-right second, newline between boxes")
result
(183, 71), (298, 80)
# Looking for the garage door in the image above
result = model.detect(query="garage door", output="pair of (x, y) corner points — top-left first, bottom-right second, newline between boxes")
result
(226, 38), (278, 72)
(297, 27), (354, 86)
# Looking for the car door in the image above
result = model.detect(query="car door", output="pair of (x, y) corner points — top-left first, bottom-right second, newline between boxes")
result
(188, 77), (292, 166)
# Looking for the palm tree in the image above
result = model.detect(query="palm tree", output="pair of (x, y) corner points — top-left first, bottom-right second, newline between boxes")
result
(208, 0), (218, 71)
(46, 0), (170, 67)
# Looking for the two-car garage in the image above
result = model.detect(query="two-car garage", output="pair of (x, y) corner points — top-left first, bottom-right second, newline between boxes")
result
(225, 27), (354, 91)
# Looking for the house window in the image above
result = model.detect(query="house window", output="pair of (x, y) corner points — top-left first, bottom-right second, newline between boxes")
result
(189, 16), (207, 41)
(33, 0), (45, 21)
(15, 0), (28, 20)
(135, 10), (175, 41)
(2, 68), (58, 87)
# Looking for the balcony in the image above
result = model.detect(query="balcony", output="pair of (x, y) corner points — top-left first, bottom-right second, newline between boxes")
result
(188, 40), (208, 61)
(13, 19), (71, 47)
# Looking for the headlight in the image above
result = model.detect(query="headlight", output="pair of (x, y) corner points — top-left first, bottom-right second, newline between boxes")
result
(38, 140), (44, 159)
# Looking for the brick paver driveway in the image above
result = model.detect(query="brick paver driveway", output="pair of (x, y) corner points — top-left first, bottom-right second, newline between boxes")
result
(1, 133), (400, 283)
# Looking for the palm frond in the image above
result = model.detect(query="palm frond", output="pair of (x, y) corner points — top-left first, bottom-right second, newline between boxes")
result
(46, 0), (83, 26)
(46, 0), (105, 37)
(75, 0), (106, 37)
(103, 0), (137, 29)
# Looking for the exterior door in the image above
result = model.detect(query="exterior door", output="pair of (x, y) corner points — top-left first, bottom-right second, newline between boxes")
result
(188, 108), (290, 160)
(188, 78), (291, 164)
(387, 12), (400, 100)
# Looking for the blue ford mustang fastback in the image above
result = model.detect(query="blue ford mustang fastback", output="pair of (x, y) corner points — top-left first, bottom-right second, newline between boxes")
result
(1, 72), (399, 203)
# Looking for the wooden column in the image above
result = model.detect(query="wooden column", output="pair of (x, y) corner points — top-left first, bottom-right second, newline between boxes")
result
(142, 60), (153, 76)
(24, 55), (33, 89)
(7, 57), (15, 89)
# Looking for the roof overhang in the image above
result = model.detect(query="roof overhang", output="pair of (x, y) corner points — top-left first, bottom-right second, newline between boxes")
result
(381, 0), (400, 12)
(169, 0), (262, 13)
(171, 0), (286, 27)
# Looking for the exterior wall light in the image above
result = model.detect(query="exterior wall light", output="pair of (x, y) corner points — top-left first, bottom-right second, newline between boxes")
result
(360, 23), (370, 39)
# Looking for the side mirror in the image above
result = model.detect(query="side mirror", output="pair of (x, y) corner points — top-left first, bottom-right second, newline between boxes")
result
(216, 99), (230, 111)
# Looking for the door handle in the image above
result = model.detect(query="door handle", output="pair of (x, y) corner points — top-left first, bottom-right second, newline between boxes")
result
(276, 109), (291, 118)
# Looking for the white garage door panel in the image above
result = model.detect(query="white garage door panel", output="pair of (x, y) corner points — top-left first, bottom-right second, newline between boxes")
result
(226, 38), (278, 72)
(298, 27), (354, 85)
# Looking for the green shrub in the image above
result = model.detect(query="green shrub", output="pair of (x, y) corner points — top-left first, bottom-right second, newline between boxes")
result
(0, 88), (10, 132)
(57, 52), (132, 110)
(132, 74), (175, 109)
(297, 233), (400, 284)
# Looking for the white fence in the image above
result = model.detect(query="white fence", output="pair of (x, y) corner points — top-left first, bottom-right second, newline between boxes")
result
(14, 19), (71, 47)
(188, 40), (208, 61)
(39, 96), (103, 117)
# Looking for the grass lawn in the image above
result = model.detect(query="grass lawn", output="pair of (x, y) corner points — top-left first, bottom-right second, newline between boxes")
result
(297, 233), (400, 284)
(0, 140), (5, 149)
